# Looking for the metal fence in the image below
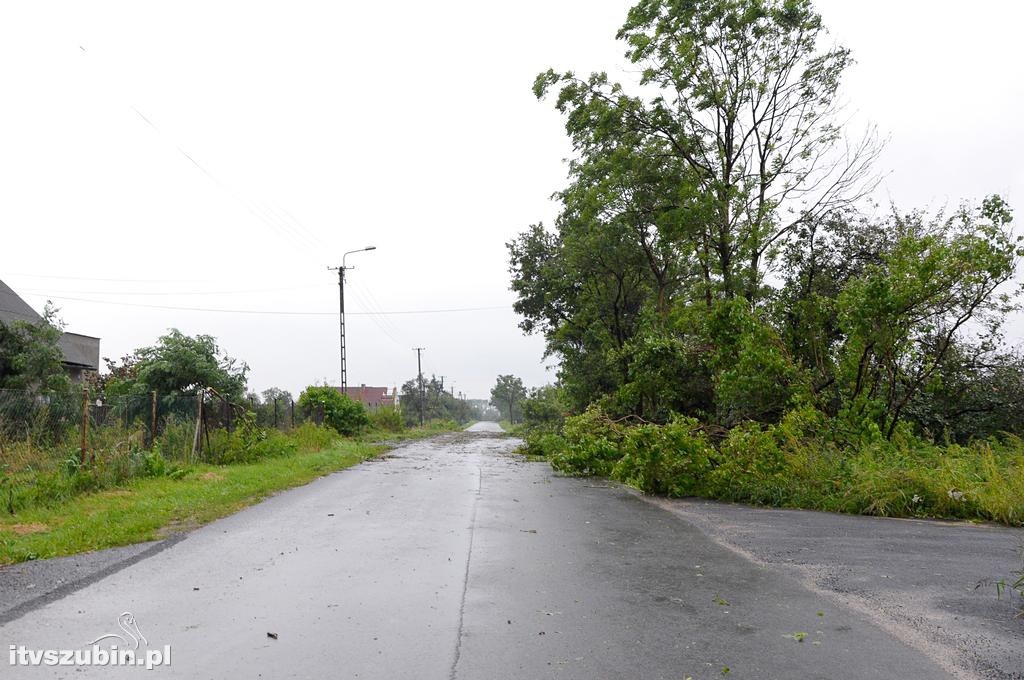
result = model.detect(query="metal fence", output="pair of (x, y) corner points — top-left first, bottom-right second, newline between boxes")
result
(0, 388), (320, 471)
(0, 387), (330, 516)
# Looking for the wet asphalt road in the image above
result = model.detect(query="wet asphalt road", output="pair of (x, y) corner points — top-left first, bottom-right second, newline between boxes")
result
(0, 422), (1020, 679)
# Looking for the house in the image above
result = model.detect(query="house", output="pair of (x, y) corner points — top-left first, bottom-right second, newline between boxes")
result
(335, 384), (397, 410)
(0, 278), (100, 381)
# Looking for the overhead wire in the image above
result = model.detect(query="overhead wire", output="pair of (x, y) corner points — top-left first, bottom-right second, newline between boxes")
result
(346, 287), (408, 347)
(16, 284), (324, 297)
(348, 286), (409, 345)
(81, 50), (328, 259)
(23, 293), (511, 317)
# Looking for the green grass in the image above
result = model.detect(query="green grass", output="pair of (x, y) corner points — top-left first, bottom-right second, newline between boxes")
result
(0, 422), (461, 566)
(361, 419), (464, 443)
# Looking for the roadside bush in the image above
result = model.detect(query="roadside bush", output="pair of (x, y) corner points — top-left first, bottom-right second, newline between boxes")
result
(156, 415), (198, 462)
(523, 431), (567, 459)
(706, 421), (791, 504)
(211, 426), (298, 465)
(702, 405), (835, 506)
(549, 405), (624, 476)
(611, 416), (713, 496)
(521, 385), (567, 432)
(298, 386), (369, 436)
(542, 400), (1024, 525)
(706, 299), (807, 426)
(292, 422), (336, 451)
(424, 419), (460, 433)
(369, 407), (404, 433)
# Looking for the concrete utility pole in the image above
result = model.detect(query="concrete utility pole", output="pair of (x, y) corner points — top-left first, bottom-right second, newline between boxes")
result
(328, 246), (376, 391)
(413, 347), (425, 426)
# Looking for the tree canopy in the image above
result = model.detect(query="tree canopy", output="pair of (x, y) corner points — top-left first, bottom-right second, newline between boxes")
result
(490, 375), (527, 424)
(103, 329), (249, 400)
(511, 0), (1023, 443)
(0, 306), (69, 393)
(399, 375), (476, 425)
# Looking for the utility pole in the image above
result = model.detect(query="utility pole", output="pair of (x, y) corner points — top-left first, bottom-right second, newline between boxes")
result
(437, 375), (446, 417)
(328, 246), (376, 391)
(413, 347), (425, 426)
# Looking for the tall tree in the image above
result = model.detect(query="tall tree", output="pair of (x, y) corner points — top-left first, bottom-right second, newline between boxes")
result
(490, 375), (527, 424)
(534, 0), (879, 302)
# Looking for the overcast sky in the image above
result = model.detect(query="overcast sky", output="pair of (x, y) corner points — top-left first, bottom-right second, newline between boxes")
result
(1, 1), (1021, 399)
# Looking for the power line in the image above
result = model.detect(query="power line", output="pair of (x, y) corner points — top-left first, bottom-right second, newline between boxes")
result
(413, 347), (426, 427)
(347, 287), (407, 347)
(17, 285), (323, 297)
(349, 286), (408, 345)
(3, 272), (227, 283)
(25, 293), (512, 316)
(79, 49), (329, 258)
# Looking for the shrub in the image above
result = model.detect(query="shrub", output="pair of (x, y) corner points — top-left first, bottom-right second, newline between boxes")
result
(298, 386), (369, 436)
(157, 415), (198, 462)
(369, 407), (404, 433)
(211, 426), (298, 465)
(611, 416), (714, 496)
(523, 431), (567, 459)
(520, 386), (567, 432)
(706, 298), (807, 426)
(292, 422), (336, 451)
(549, 405), (624, 476)
(705, 421), (788, 503)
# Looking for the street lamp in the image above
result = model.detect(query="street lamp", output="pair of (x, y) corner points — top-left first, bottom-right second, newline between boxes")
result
(328, 246), (376, 391)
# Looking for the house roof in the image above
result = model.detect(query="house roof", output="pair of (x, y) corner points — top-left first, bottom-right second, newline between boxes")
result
(336, 386), (394, 404)
(0, 279), (44, 325)
(58, 332), (101, 369)
(0, 278), (101, 371)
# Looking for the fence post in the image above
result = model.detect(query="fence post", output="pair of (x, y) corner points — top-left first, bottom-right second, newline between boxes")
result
(273, 398), (279, 429)
(192, 391), (204, 461)
(79, 387), (89, 466)
(150, 391), (158, 448)
(290, 399), (295, 428)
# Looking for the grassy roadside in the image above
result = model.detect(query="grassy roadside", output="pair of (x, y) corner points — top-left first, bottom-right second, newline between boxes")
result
(0, 424), (457, 566)
(520, 407), (1024, 527)
(361, 419), (465, 443)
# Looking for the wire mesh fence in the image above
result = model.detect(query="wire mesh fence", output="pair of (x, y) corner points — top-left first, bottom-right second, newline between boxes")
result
(0, 387), (323, 515)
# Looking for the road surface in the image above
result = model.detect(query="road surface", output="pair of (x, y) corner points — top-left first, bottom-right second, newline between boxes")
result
(1, 422), (1021, 678)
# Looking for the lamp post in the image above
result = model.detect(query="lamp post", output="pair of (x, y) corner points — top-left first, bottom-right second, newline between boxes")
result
(328, 246), (376, 391)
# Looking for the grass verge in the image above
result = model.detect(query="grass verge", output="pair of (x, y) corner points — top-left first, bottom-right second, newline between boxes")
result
(0, 423), (458, 566)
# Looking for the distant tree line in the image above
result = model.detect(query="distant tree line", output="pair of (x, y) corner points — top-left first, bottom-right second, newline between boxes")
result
(399, 375), (483, 426)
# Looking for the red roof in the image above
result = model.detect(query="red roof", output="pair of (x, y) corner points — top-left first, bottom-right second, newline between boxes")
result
(335, 385), (395, 408)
